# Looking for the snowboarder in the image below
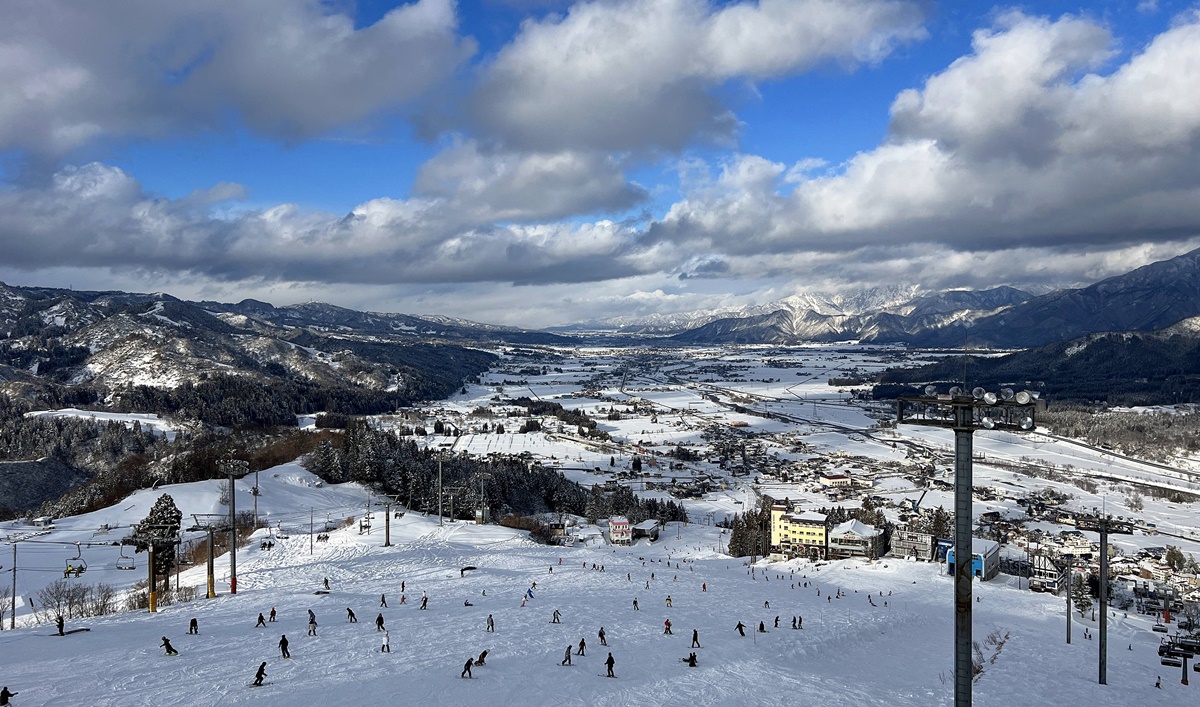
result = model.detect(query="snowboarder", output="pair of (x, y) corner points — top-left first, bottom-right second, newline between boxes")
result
(666, 595), (672, 607)
(774, 616), (780, 628)
(381, 630), (390, 653)
(475, 650), (488, 666)
(269, 607), (276, 622)
(256, 613), (267, 627)
(347, 608), (358, 623)
(189, 618), (198, 634)
(691, 629), (700, 648)
(758, 621), (766, 633)
(253, 662), (267, 686)
(561, 645), (572, 666)
(420, 596), (428, 610)
(605, 652), (616, 678)
(598, 627), (607, 646)
(375, 613), (385, 631)
(380, 594), (387, 608)
(486, 614), (495, 632)
(307, 617), (318, 636)
(401, 581), (406, 592)
(56, 615), (64, 636)
(279, 635), (290, 659)
(702, 583), (706, 592)
(160, 636), (179, 655)
(461, 658), (473, 678)
(323, 577), (330, 590)
(735, 622), (746, 637)
(1156, 676), (1162, 688)
(764, 600), (770, 609)
(683, 652), (697, 667)
(633, 598), (639, 611)
(552, 609), (561, 624)
(0, 686), (16, 705)
(798, 614), (803, 629)
(663, 619), (672, 635)
(577, 638), (586, 656)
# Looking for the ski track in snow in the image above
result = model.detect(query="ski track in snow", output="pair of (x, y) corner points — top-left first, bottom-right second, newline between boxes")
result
(1, 470), (1195, 706)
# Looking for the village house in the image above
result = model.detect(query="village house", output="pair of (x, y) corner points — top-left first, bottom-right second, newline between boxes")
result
(827, 519), (883, 559)
(608, 516), (631, 546)
(1029, 553), (1068, 592)
(890, 527), (937, 561)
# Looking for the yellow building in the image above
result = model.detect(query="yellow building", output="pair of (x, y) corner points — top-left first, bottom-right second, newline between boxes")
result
(770, 503), (829, 560)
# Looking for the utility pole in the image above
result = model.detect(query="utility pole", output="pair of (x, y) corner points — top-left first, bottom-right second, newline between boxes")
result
(1066, 567), (1072, 644)
(206, 528), (216, 599)
(10, 544), (17, 629)
(148, 542), (157, 613)
(438, 458), (444, 527)
(1098, 516), (1108, 685)
(384, 503), (391, 547)
(310, 508), (314, 555)
(252, 469), (260, 530)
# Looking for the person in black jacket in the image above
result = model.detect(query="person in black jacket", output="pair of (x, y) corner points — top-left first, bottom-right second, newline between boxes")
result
(605, 652), (616, 678)
(56, 615), (64, 636)
(279, 635), (290, 659)
(253, 662), (267, 686)
(0, 686), (17, 705)
(375, 613), (385, 631)
(189, 618), (198, 634)
(461, 658), (473, 678)
(347, 608), (357, 623)
(160, 636), (178, 655)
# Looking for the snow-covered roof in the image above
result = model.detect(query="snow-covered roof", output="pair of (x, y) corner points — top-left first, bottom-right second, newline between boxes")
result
(951, 539), (1000, 556)
(830, 519), (879, 538)
(633, 520), (658, 530)
(788, 511), (827, 523)
(610, 516), (629, 524)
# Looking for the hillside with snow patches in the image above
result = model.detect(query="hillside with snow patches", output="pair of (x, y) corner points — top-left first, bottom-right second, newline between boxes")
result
(0, 463), (1192, 707)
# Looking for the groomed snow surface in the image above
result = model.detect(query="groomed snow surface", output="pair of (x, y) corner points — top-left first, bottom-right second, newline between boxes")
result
(1, 470), (1194, 706)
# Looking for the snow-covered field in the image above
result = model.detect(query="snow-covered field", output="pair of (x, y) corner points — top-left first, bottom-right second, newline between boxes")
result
(0, 469), (1194, 706)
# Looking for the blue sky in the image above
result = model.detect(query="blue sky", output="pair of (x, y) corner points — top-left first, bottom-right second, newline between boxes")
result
(2, 0), (1200, 327)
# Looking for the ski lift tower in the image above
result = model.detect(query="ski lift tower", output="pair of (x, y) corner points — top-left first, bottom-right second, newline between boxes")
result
(896, 386), (1043, 707)
(189, 514), (231, 599)
(220, 459), (250, 595)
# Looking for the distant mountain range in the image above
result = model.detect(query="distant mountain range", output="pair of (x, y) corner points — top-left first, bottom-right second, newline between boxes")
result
(653, 247), (1200, 348)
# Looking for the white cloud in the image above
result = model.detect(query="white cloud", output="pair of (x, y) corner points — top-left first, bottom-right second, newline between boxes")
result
(413, 139), (647, 221)
(0, 0), (472, 154)
(471, 0), (927, 151)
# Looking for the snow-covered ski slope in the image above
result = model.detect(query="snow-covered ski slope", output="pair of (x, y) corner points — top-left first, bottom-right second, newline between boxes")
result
(0, 469), (1192, 706)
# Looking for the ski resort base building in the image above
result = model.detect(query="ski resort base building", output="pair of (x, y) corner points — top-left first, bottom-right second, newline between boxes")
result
(608, 516), (632, 545)
(827, 519), (884, 560)
(947, 539), (1001, 581)
(770, 503), (830, 561)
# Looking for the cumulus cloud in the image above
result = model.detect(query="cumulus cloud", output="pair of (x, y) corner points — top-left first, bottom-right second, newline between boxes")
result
(413, 139), (647, 221)
(471, 0), (927, 151)
(0, 0), (472, 154)
(0, 162), (649, 286)
(649, 12), (1200, 256)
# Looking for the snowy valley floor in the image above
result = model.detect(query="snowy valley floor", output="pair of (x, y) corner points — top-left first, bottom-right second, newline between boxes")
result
(1, 488), (1196, 705)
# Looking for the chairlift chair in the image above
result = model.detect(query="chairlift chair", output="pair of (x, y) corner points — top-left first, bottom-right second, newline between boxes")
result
(116, 544), (136, 571)
(65, 544), (88, 577)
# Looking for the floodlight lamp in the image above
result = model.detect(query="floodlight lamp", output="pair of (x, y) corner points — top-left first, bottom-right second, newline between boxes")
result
(982, 391), (998, 405)
(1020, 416), (1035, 430)
(980, 416), (996, 429)
(924, 385), (938, 397)
(1000, 388), (1015, 401)
(972, 387), (986, 400)
(1014, 391), (1032, 405)
(949, 386), (963, 397)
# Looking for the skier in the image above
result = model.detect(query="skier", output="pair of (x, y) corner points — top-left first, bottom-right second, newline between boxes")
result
(758, 621), (766, 633)
(269, 607), (276, 622)
(526, 588), (534, 600)
(461, 658), (473, 678)
(279, 635), (290, 659)
(189, 618), (198, 634)
(552, 609), (562, 624)
(702, 583), (706, 592)
(666, 595), (672, 607)
(381, 630), (390, 653)
(307, 609), (316, 623)
(323, 577), (330, 590)
(375, 613), (385, 631)
(598, 627), (607, 646)
(400, 594), (407, 605)
(307, 616), (318, 636)
(663, 619), (672, 635)
(56, 615), (64, 636)
(735, 622), (746, 637)
(691, 629), (700, 648)
(774, 616), (780, 628)
(1156, 676), (1161, 688)
(475, 650), (488, 666)
(633, 598), (639, 611)
(683, 652), (697, 667)
(380, 594), (387, 608)
(561, 645), (572, 666)
(0, 687), (16, 705)
(764, 600), (770, 609)
(420, 596), (428, 610)
(253, 662), (267, 686)
(347, 608), (358, 623)
(402, 581), (406, 592)
(605, 652), (616, 678)
(160, 636), (179, 655)
(577, 638), (586, 656)
(486, 614), (495, 632)
(791, 616), (797, 629)
(256, 613), (267, 627)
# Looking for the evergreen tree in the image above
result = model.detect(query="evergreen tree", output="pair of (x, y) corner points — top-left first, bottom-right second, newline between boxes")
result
(1070, 573), (1093, 616)
(133, 494), (183, 579)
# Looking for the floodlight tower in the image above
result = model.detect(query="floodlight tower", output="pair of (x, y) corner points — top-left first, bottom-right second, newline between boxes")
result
(897, 386), (1043, 707)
